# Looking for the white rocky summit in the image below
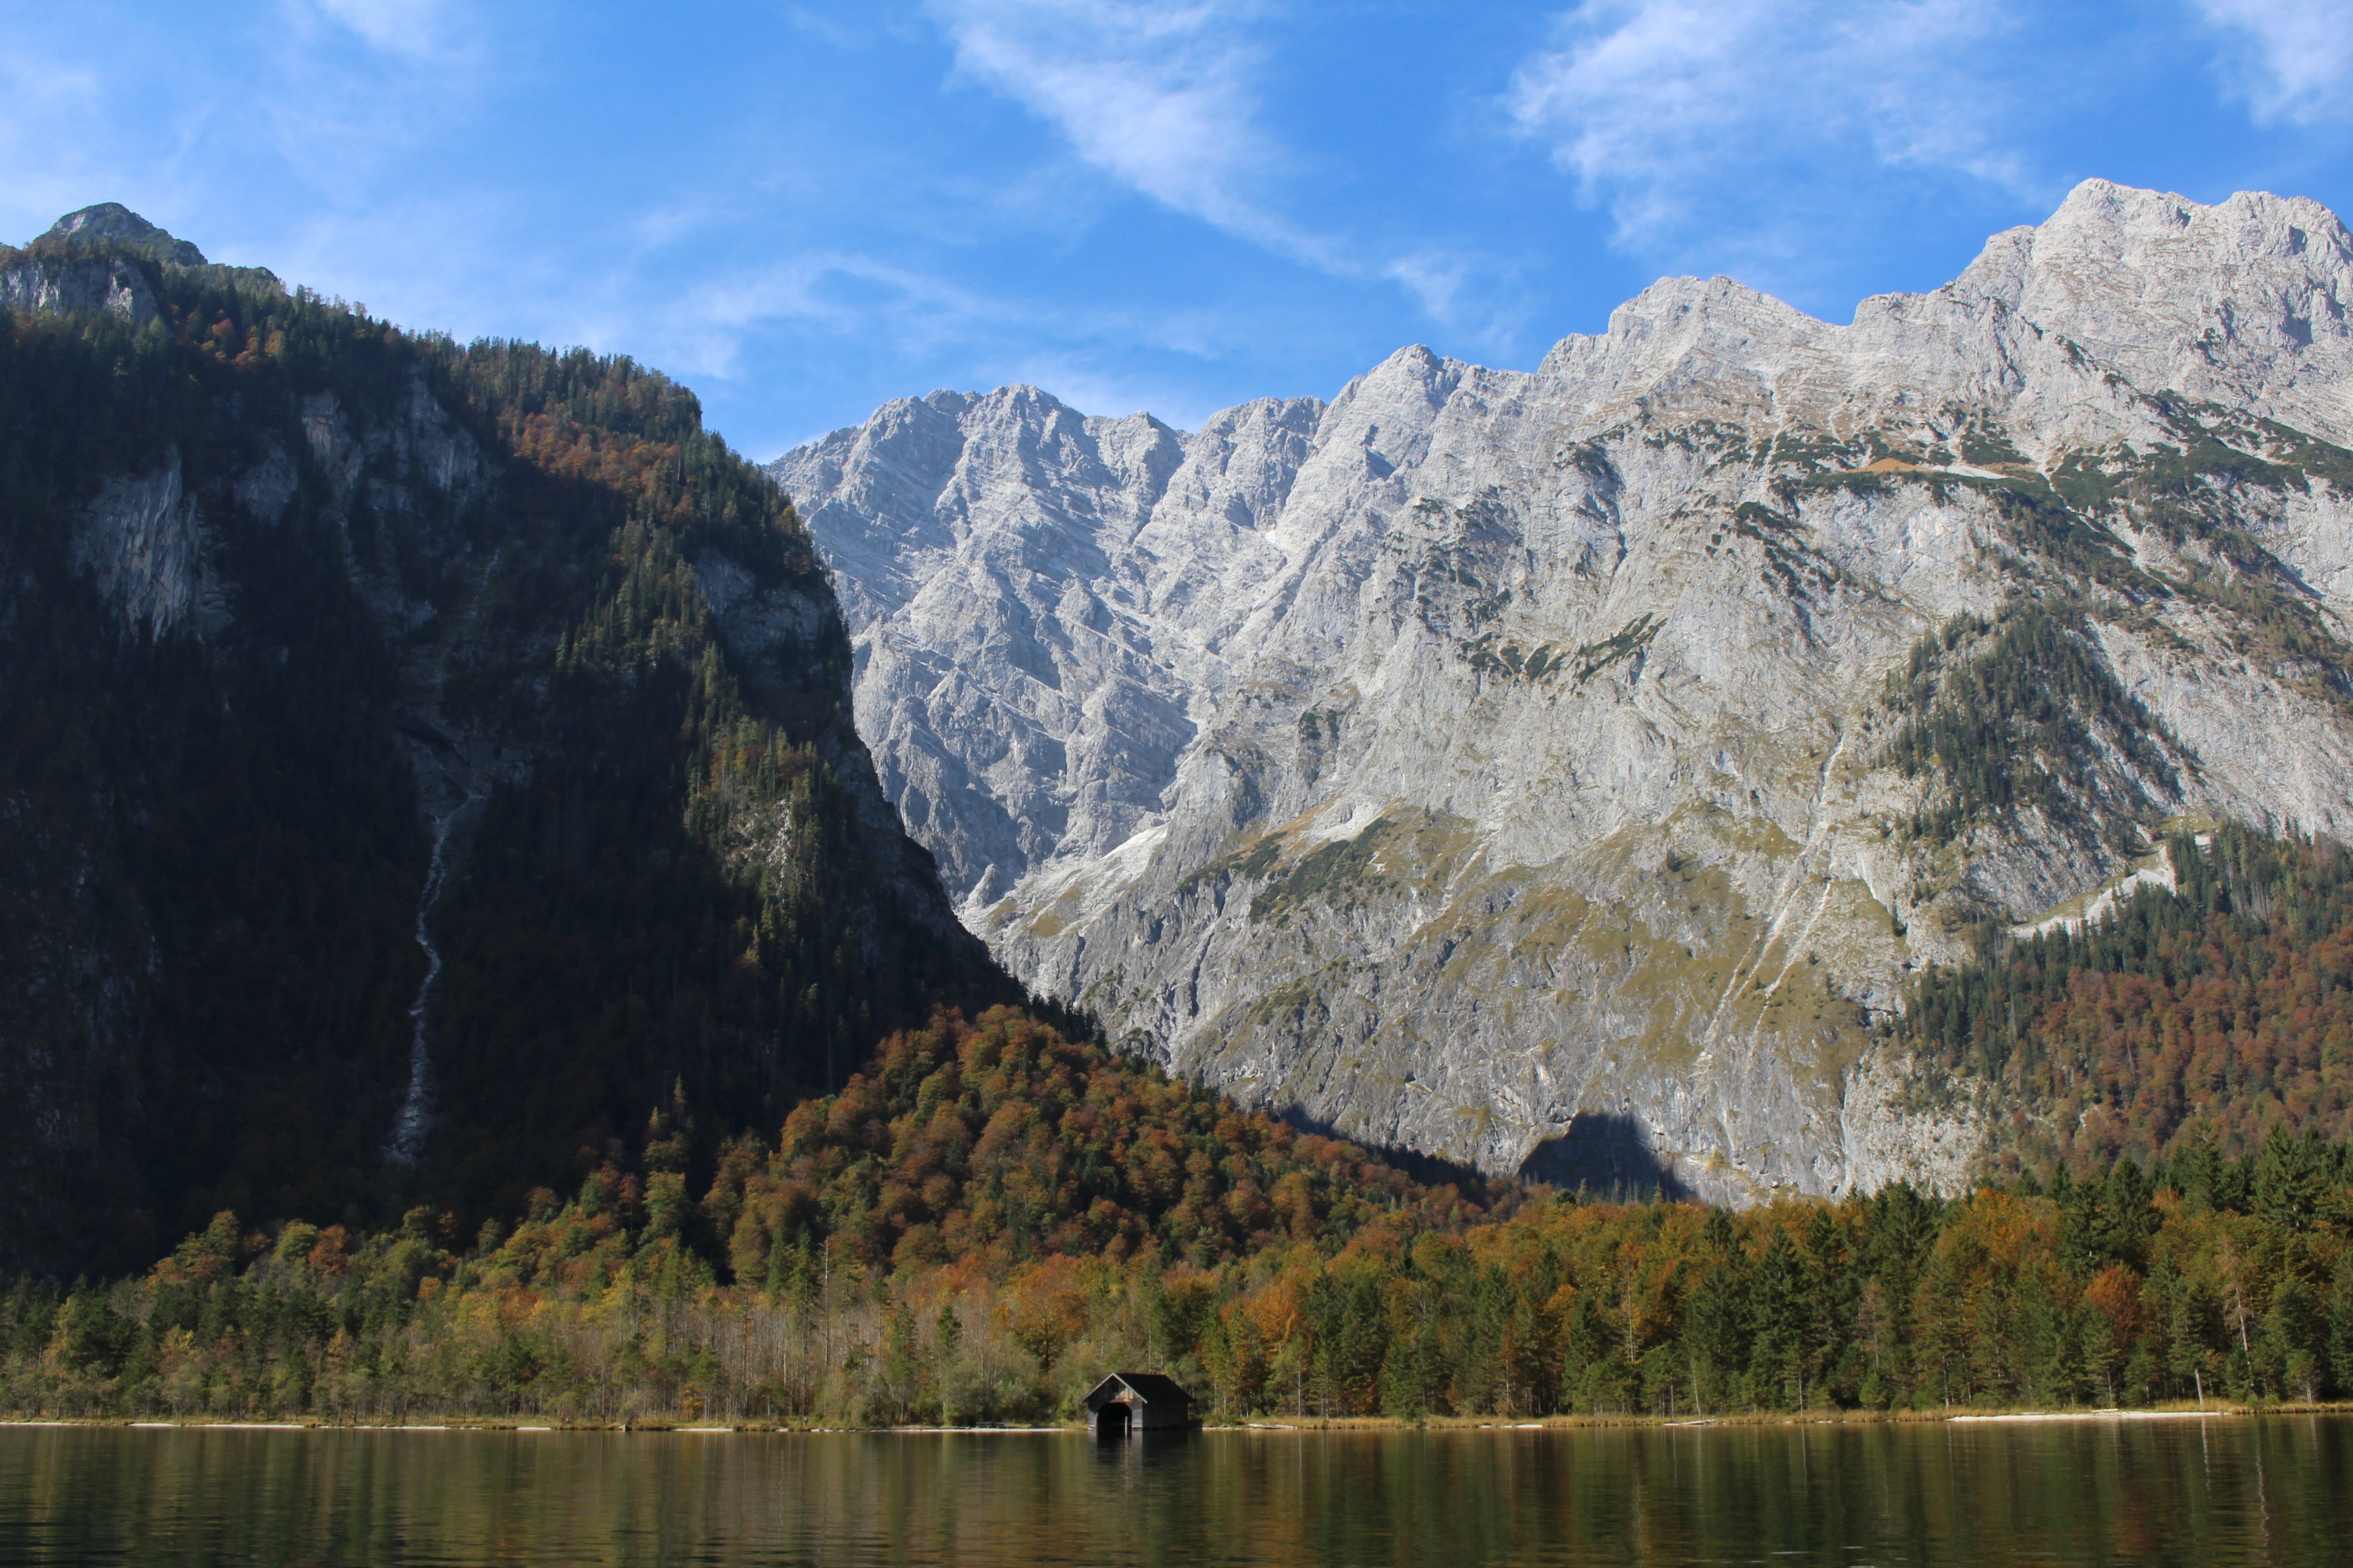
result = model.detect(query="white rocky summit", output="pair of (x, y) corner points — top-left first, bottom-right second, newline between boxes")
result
(771, 181), (2353, 1200)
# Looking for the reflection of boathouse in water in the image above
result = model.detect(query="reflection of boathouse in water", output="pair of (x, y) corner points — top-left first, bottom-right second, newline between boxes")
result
(1083, 1373), (1194, 1437)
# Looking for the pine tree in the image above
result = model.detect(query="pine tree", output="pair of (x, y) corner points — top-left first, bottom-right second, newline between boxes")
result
(1749, 1229), (1809, 1409)
(2328, 1252), (2353, 1399)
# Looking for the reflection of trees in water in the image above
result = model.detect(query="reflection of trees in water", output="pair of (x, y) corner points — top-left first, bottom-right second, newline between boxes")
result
(3, 1423), (2341, 1566)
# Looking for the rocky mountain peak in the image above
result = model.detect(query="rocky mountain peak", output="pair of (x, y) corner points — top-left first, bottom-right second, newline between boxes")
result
(781, 181), (2353, 1202)
(39, 202), (208, 266)
(1525, 179), (2353, 446)
(1965, 179), (2353, 430)
(1599, 273), (1820, 356)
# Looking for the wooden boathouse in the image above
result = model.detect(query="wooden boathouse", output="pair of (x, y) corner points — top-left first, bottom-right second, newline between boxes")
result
(1083, 1373), (1194, 1436)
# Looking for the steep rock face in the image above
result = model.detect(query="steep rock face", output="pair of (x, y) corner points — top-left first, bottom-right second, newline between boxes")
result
(774, 181), (2353, 1200)
(0, 212), (995, 1270)
(780, 389), (1323, 908)
(0, 253), (157, 323)
(72, 449), (229, 638)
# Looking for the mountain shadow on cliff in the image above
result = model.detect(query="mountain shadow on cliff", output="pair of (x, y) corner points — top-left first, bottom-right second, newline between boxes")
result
(1517, 1113), (1691, 1202)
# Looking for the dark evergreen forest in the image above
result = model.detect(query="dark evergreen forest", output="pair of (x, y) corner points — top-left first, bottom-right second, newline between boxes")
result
(0, 228), (1005, 1276)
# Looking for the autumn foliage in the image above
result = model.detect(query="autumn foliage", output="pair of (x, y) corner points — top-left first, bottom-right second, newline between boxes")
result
(707, 1006), (1499, 1284)
(1898, 825), (2353, 1169)
(9, 1007), (2353, 1427)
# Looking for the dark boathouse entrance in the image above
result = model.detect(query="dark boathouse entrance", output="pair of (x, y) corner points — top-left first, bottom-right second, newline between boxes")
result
(1084, 1373), (1193, 1437)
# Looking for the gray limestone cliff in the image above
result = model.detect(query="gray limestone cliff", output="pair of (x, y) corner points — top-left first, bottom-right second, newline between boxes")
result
(773, 180), (2353, 1201)
(0, 203), (237, 326)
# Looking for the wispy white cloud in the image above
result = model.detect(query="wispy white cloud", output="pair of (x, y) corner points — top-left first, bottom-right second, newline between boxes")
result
(300, 0), (461, 62)
(923, 0), (1307, 251)
(1005, 358), (1222, 428)
(641, 252), (1012, 380)
(1382, 250), (1529, 352)
(1509, 1), (2034, 252)
(922, 0), (1528, 345)
(635, 244), (1275, 391)
(264, 1), (484, 196)
(2189, 0), (2353, 124)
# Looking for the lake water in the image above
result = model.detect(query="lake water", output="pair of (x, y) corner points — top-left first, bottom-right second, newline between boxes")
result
(0, 1417), (2344, 1566)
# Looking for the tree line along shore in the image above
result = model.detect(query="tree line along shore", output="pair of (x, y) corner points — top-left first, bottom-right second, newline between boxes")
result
(2, 1407), (2339, 1434)
(5, 1006), (2351, 1429)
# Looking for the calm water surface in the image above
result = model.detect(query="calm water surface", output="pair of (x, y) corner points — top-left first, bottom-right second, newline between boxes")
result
(0, 1417), (2344, 1566)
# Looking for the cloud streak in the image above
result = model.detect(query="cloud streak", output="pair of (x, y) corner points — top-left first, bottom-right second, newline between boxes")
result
(2188, 0), (2353, 124)
(1509, 1), (2032, 252)
(927, 0), (1553, 346)
(262, 1), (486, 201)
(925, 0), (1304, 248)
(300, 0), (461, 63)
(0, 43), (114, 241)
(922, 0), (1526, 345)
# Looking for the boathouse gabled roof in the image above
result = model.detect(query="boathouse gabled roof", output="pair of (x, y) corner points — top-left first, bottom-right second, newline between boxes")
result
(1084, 1372), (1191, 1407)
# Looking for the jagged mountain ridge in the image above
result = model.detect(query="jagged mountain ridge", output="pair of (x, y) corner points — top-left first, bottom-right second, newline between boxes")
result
(0, 210), (1003, 1271)
(772, 179), (2353, 1202)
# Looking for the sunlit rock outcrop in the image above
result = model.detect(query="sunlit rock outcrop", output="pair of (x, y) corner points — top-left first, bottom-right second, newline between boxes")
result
(775, 181), (2353, 1200)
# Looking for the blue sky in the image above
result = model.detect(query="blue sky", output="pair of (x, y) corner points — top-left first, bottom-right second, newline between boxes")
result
(5, 2), (2351, 459)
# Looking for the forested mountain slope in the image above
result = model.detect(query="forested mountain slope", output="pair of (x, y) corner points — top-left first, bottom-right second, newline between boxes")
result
(11, 1003), (2352, 1424)
(0, 208), (1008, 1274)
(1904, 824), (2353, 1173)
(774, 179), (2353, 1203)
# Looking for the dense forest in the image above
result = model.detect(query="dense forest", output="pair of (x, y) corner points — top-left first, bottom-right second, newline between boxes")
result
(12, 210), (2353, 1431)
(1881, 600), (2178, 853)
(6, 1006), (2349, 1427)
(1894, 823), (2353, 1170)
(0, 219), (1004, 1275)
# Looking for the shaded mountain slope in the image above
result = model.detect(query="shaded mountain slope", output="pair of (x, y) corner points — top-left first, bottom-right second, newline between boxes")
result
(0, 209), (1006, 1273)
